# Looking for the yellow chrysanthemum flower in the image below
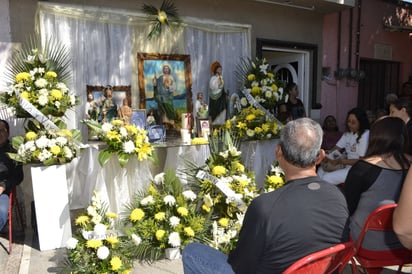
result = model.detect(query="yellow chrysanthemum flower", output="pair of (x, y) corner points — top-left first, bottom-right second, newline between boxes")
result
(106, 212), (117, 219)
(111, 119), (124, 127)
(106, 236), (119, 246)
(234, 162), (245, 172)
(154, 212), (166, 221)
(246, 114), (256, 121)
(75, 215), (89, 226)
(45, 71), (57, 79)
(86, 239), (103, 249)
(110, 256), (123, 271)
(25, 131), (37, 141)
(50, 145), (61, 155)
(20, 91), (30, 100)
(177, 207), (189, 217)
(15, 72), (31, 83)
(155, 229), (166, 240)
(202, 204), (211, 213)
(107, 130), (121, 141)
(218, 218), (230, 228)
(212, 165), (227, 176)
(251, 86), (260, 95)
(254, 127), (263, 134)
(130, 208), (145, 222)
(267, 72), (274, 78)
(50, 89), (62, 100)
(247, 74), (256, 81)
(272, 84), (278, 92)
(184, 227), (195, 237)
(267, 175), (284, 187)
(125, 125), (138, 135)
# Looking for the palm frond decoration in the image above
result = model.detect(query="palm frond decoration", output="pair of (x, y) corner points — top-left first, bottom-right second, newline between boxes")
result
(4, 35), (71, 85)
(234, 57), (253, 88)
(142, 0), (182, 40)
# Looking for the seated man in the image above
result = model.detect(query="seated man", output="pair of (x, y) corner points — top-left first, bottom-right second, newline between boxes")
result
(182, 118), (349, 273)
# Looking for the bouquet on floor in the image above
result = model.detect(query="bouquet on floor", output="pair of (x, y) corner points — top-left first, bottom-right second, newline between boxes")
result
(64, 191), (134, 274)
(183, 130), (259, 254)
(122, 169), (210, 262)
(83, 119), (156, 167)
(263, 160), (286, 192)
(0, 37), (78, 118)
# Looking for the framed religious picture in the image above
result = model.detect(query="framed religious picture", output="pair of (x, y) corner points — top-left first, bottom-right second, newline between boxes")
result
(196, 117), (212, 138)
(86, 85), (131, 122)
(130, 109), (146, 129)
(137, 53), (193, 131)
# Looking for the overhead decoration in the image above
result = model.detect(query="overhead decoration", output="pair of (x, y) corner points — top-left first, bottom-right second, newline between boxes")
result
(142, 0), (182, 40)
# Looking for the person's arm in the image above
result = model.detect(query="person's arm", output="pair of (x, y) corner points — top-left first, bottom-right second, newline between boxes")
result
(393, 168), (412, 249)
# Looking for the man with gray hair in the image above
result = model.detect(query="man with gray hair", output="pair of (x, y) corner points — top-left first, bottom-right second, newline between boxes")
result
(183, 118), (349, 274)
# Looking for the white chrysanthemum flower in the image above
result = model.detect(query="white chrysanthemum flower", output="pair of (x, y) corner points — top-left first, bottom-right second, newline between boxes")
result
(123, 140), (135, 154)
(154, 172), (165, 184)
(97, 246), (110, 260)
(140, 195), (154, 206)
(66, 237), (78, 249)
(38, 149), (52, 161)
(251, 81), (259, 87)
(168, 232), (181, 247)
(55, 137), (67, 146)
(246, 129), (255, 137)
(203, 194), (213, 207)
(34, 78), (48, 88)
(91, 214), (102, 225)
(94, 223), (107, 236)
(265, 90), (272, 98)
(182, 190), (197, 201)
(39, 88), (48, 96)
(101, 123), (113, 132)
(163, 195), (176, 206)
(64, 146), (73, 159)
(240, 97), (248, 106)
(131, 233), (142, 246)
(119, 127), (128, 137)
(38, 95), (48, 106)
(25, 140), (36, 151)
(56, 82), (68, 91)
(87, 205), (98, 217)
(169, 216), (180, 227)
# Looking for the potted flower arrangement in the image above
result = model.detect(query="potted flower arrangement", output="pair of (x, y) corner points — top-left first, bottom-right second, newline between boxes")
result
(65, 191), (134, 274)
(184, 130), (260, 253)
(84, 119), (156, 167)
(0, 38), (78, 118)
(122, 169), (210, 262)
(7, 127), (81, 166)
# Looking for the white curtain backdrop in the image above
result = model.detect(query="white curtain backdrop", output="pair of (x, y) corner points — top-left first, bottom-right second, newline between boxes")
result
(36, 2), (251, 140)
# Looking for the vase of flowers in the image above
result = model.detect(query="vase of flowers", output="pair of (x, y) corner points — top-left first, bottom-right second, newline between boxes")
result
(83, 119), (156, 167)
(0, 38), (79, 118)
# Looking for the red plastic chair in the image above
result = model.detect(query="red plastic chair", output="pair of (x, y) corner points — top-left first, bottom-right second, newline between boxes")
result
(7, 186), (25, 254)
(283, 242), (356, 274)
(351, 203), (412, 274)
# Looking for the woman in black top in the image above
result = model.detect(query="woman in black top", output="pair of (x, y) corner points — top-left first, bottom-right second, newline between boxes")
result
(285, 82), (306, 119)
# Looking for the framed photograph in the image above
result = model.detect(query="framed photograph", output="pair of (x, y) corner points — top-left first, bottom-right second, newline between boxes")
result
(196, 117), (212, 138)
(137, 53), (193, 131)
(130, 109), (146, 129)
(86, 85), (131, 122)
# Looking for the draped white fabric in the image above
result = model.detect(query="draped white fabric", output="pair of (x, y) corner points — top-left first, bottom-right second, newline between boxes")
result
(36, 2), (251, 141)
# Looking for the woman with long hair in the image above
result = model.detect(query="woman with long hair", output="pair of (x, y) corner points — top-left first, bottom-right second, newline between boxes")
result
(344, 116), (411, 250)
(318, 107), (370, 185)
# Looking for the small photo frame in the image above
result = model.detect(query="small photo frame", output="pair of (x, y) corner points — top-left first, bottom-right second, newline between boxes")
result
(196, 117), (212, 138)
(131, 109), (146, 129)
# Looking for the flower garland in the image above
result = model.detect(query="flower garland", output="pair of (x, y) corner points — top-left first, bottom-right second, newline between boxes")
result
(0, 47), (78, 118)
(65, 192), (134, 274)
(122, 169), (210, 262)
(8, 127), (81, 166)
(84, 119), (155, 167)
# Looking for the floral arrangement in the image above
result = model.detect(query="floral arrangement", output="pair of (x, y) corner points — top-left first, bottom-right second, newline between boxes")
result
(84, 119), (155, 167)
(122, 169), (210, 262)
(0, 38), (78, 118)
(264, 160), (286, 192)
(65, 192), (134, 274)
(184, 130), (259, 253)
(236, 57), (287, 112)
(225, 106), (282, 141)
(7, 127), (81, 166)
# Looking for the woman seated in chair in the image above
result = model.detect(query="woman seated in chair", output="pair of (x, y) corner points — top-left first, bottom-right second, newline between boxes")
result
(344, 116), (412, 250)
(318, 107), (370, 185)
